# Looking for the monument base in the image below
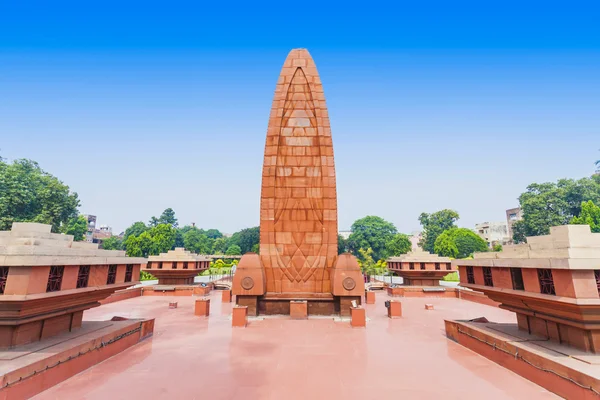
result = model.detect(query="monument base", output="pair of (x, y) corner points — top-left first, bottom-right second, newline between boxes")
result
(235, 293), (362, 316)
(445, 319), (600, 399)
(387, 285), (458, 298)
(0, 317), (154, 399)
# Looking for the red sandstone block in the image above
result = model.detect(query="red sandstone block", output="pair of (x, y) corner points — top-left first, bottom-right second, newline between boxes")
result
(169, 302), (178, 309)
(290, 300), (308, 319)
(388, 301), (402, 318)
(232, 306), (248, 328)
(365, 291), (376, 304)
(350, 307), (366, 328)
(425, 304), (434, 310)
(221, 290), (232, 303)
(194, 298), (210, 317)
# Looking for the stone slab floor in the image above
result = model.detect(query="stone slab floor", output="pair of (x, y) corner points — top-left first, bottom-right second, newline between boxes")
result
(33, 291), (557, 399)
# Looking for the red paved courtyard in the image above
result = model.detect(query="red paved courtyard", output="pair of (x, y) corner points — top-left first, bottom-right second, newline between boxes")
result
(33, 291), (557, 399)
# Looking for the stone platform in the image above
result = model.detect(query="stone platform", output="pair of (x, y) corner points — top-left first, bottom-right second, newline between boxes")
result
(0, 317), (154, 399)
(31, 292), (558, 399)
(445, 319), (600, 399)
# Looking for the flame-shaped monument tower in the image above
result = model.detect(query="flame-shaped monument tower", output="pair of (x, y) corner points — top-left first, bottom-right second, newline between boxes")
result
(232, 49), (364, 316)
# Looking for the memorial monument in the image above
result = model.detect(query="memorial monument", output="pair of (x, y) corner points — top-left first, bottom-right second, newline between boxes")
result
(146, 248), (210, 285)
(232, 48), (364, 316)
(387, 250), (454, 286)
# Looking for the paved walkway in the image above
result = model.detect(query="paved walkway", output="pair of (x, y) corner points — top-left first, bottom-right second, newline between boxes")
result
(33, 291), (557, 399)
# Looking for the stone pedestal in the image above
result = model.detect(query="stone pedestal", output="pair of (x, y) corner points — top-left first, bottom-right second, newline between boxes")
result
(290, 300), (308, 319)
(365, 290), (376, 304)
(388, 300), (402, 318)
(169, 302), (178, 309)
(232, 306), (248, 328)
(193, 286), (211, 296)
(350, 307), (366, 328)
(221, 289), (232, 303)
(194, 298), (210, 316)
(425, 304), (434, 310)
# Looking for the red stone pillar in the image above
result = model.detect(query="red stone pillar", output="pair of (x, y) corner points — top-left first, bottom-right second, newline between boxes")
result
(221, 289), (232, 303)
(290, 300), (308, 319)
(350, 307), (366, 328)
(232, 305), (248, 327)
(365, 290), (376, 304)
(194, 298), (210, 316)
(388, 300), (402, 318)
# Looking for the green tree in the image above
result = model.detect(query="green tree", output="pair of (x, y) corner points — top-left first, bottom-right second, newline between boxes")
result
(124, 221), (148, 240)
(0, 159), (80, 232)
(595, 150), (600, 173)
(418, 209), (459, 253)
(183, 228), (213, 254)
(225, 244), (242, 255)
(512, 220), (527, 244)
(102, 236), (123, 250)
(492, 243), (503, 252)
(434, 228), (488, 259)
(251, 243), (260, 254)
(212, 237), (229, 254)
(338, 235), (348, 254)
(205, 229), (223, 239)
(515, 178), (600, 241)
(157, 208), (178, 228)
(347, 216), (398, 261)
(571, 200), (600, 233)
(124, 224), (176, 257)
(60, 215), (88, 241)
(358, 248), (376, 275)
(386, 233), (412, 256)
(228, 227), (259, 254)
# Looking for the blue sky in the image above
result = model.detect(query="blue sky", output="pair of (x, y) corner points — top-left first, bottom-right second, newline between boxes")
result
(1, 1), (599, 234)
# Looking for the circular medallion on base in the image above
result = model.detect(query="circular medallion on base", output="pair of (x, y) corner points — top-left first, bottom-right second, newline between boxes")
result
(342, 277), (356, 291)
(241, 277), (255, 290)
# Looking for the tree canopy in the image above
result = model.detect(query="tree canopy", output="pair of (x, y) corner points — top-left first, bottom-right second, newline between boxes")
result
(149, 208), (178, 228)
(514, 178), (600, 242)
(124, 224), (176, 257)
(102, 236), (123, 250)
(124, 221), (148, 240)
(347, 216), (398, 261)
(418, 209), (459, 253)
(386, 233), (412, 256)
(228, 227), (259, 254)
(183, 227), (213, 254)
(434, 228), (488, 259)
(60, 215), (87, 241)
(571, 200), (600, 233)
(0, 159), (80, 232)
(225, 244), (242, 255)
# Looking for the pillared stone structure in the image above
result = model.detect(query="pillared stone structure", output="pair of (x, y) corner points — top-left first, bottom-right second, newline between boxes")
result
(0, 222), (145, 348)
(453, 225), (600, 353)
(233, 49), (364, 316)
(146, 248), (210, 285)
(387, 250), (454, 286)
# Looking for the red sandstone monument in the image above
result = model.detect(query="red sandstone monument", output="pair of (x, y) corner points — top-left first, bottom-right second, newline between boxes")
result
(146, 248), (210, 285)
(0, 222), (147, 348)
(387, 250), (454, 286)
(446, 225), (600, 398)
(232, 48), (364, 316)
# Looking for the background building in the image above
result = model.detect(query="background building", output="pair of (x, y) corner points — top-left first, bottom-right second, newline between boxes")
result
(506, 207), (523, 240)
(475, 221), (509, 247)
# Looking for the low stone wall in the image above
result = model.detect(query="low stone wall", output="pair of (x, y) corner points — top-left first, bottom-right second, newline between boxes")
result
(456, 289), (500, 308)
(142, 285), (212, 297)
(385, 286), (500, 308)
(100, 288), (142, 305)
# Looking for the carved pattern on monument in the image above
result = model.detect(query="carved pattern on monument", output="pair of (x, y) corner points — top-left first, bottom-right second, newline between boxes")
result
(260, 49), (338, 294)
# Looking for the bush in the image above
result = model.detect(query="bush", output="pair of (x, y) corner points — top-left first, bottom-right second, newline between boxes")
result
(442, 272), (459, 282)
(140, 270), (156, 281)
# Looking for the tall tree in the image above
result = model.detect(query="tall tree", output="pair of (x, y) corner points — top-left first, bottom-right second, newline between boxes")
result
(124, 224), (176, 257)
(102, 236), (123, 250)
(212, 237), (229, 254)
(225, 244), (242, 255)
(0, 159), (79, 231)
(157, 208), (178, 228)
(205, 229), (223, 239)
(571, 200), (600, 233)
(60, 215), (87, 241)
(434, 228), (488, 259)
(347, 216), (398, 261)
(515, 178), (600, 242)
(418, 209), (459, 253)
(228, 227), (260, 254)
(386, 233), (412, 256)
(124, 221), (148, 240)
(338, 235), (348, 254)
(183, 228), (213, 254)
